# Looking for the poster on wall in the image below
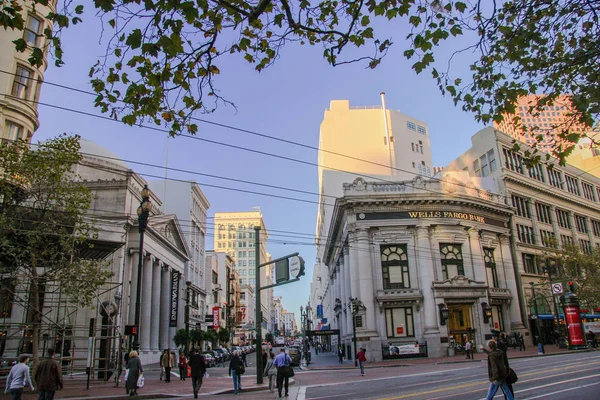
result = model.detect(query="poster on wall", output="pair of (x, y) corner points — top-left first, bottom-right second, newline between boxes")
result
(169, 272), (180, 327)
(584, 322), (600, 334)
(389, 342), (419, 355)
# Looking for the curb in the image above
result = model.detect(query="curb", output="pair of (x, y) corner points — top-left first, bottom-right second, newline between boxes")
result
(435, 348), (595, 365)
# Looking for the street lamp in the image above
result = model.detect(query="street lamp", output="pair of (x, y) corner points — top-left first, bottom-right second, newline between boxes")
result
(350, 297), (362, 367)
(132, 185), (151, 351)
(185, 280), (192, 353)
(438, 304), (450, 325)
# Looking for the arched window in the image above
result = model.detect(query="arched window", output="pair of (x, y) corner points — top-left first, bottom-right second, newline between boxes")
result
(440, 244), (464, 280)
(380, 245), (410, 289)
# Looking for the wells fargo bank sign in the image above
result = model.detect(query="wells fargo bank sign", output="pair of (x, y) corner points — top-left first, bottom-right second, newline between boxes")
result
(357, 210), (506, 227)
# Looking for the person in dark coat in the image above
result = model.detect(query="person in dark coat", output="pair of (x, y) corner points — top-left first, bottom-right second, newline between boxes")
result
(125, 350), (143, 396)
(188, 349), (206, 399)
(35, 348), (63, 400)
(262, 349), (268, 370)
(228, 351), (244, 395)
(485, 340), (513, 400)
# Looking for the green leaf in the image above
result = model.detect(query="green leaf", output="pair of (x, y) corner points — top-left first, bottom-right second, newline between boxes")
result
(126, 29), (142, 49)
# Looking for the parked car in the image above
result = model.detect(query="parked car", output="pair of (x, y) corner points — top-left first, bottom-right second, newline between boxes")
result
(286, 347), (301, 366)
(202, 352), (216, 367)
(215, 348), (230, 361)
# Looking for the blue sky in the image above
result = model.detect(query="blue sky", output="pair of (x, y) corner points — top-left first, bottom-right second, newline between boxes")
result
(32, 11), (486, 326)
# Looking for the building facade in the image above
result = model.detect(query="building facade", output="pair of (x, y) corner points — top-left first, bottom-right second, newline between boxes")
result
(446, 127), (600, 343)
(319, 173), (523, 361)
(205, 251), (233, 332)
(213, 210), (274, 335)
(237, 285), (255, 345)
(1, 1), (55, 146)
(148, 180), (210, 330)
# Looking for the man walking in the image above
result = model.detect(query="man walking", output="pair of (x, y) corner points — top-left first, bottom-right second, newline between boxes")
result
(465, 340), (473, 359)
(273, 348), (292, 398)
(188, 349), (206, 399)
(35, 348), (64, 400)
(161, 349), (175, 382)
(4, 355), (34, 400)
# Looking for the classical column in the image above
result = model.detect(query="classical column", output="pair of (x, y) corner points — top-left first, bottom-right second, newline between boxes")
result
(416, 225), (441, 355)
(528, 199), (540, 244)
(140, 255), (153, 352)
(356, 227), (376, 331)
(159, 265), (171, 350)
(549, 205), (561, 248)
(343, 246), (353, 336)
(348, 231), (360, 300)
(467, 228), (486, 283)
(499, 234), (526, 330)
(150, 260), (161, 351)
(568, 211), (578, 242)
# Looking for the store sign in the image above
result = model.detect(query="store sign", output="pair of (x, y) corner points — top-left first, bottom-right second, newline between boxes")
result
(240, 306), (247, 322)
(169, 272), (180, 327)
(389, 343), (419, 355)
(213, 306), (220, 328)
(357, 211), (506, 227)
(584, 322), (600, 334)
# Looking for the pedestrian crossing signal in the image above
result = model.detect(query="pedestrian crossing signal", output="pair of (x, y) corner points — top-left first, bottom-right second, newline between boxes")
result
(125, 325), (138, 336)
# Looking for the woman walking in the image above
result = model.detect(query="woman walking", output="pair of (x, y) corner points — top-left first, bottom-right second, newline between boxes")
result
(357, 348), (367, 376)
(179, 352), (188, 381)
(125, 350), (143, 396)
(228, 350), (244, 395)
(485, 340), (514, 400)
(263, 352), (277, 392)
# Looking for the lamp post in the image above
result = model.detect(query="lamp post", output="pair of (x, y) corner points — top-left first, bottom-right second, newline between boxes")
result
(185, 280), (192, 353)
(530, 282), (544, 354)
(544, 259), (563, 343)
(350, 297), (360, 367)
(132, 185), (151, 351)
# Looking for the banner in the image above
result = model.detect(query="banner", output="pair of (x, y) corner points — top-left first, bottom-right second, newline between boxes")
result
(213, 306), (220, 328)
(169, 271), (180, 327)
(564, 306), (585, 346)
(389, 343), (419, 355)
(317, 305), (323, 318)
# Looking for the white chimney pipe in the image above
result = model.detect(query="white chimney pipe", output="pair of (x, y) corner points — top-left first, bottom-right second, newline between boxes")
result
(380, 92), (394, 175)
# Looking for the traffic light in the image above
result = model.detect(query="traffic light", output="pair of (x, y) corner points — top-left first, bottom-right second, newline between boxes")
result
(351, 299), (358, 315)
(568, 281), (576, 292)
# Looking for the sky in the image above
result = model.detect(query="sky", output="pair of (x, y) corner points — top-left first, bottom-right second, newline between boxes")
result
(32, 9), (486, 326)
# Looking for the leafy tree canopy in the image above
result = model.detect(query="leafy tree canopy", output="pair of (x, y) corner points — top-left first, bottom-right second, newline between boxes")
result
(3, 1), (598, 162)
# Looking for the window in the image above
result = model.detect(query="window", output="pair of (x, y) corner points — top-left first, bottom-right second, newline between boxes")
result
(528, 164), (545, 183)
(560, 235), (573, 247)
(0, 279), (15, 317)
(547, 167), (562, 189)
(440, 244), (464, 280)
(503, 148), (524, 174)
(212, 271), (218, 284)
(385, 307), (414, 337)
(411, 143), (415, 152)
(516, 224), (535, 244)
(592, 220), (600, 237)
(419, 141), (423, 153)
(535, 203), (552, 224)
(484, 248), (498, 288)
(11, 65), (33, 99)
(565, 174), (580, 195)
(575, 215), (588, 234)
(582, 182), (596, 202)
(540, 230), (556, 247)
(23, 15), (42, 46)
(407, 121), (416, 131)
(381, 245), (410, 289)
(473, 158), (481, 177)
(511, 195), (531, 218)
(481, 153), (490, 176)
(522, 253), (540, 274)
(579, 239), (592, 254)
(556, 209), (571, 229)
(2, 122), (23, 146)
(240, 293), (245, 301)
(417, 125), (427, 135)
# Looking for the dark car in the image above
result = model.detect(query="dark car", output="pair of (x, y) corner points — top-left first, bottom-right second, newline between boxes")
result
(214, 348), (230, 361)
(286, 347), (301, 366)
(202, 352), (216, 367)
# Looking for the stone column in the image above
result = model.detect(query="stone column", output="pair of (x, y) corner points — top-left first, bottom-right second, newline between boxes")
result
(343, 246), (353, 337)
(528, 199), (540, 245)
(140, 255), (153, 352)
(159, 265), (171, 350)
(416, 225), (441, 356)
(467, 228), (486, 283)
(348, 231), (360, 300)
(356, 228), (376, 331)
(568, 211), (578, 243)
(499, 234), (526, 330)
(549, 205), (561, 248)
(150, 260), (161, 351)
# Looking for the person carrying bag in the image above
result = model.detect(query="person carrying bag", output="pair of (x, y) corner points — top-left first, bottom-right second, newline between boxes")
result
(273, 348), (293, 398)
(263, 352), (277, 393)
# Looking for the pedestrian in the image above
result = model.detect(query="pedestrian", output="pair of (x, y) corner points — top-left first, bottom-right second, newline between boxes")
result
(483, 331), (514, 400)
(357, 348), (367, 376)
(465, 340), (473, 359)
(4, 354), (34, 400)
(125, 350), (143, 397)
(161, 349), (174, 382)
(35, 348), (64, 400)
(263, 351), (277, 393)
(178, 352), (188, 381)
(485, 340), (514, 400)
(518, 333), (525, 351)
(158, 350), (164, 381)
(228, 350), (244, 395)
(273, 347), (292, 398)
(262, 348), (268, 370)
(241, 349), (247, 367)
(189, 348), (206, 399)
(338, 346), (344, 364)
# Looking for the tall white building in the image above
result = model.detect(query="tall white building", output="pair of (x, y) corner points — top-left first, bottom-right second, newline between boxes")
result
(148, 180), (210, 331)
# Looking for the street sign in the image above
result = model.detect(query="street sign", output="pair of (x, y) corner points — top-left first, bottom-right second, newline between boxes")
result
(289, 256), (305, 278)
(552, 282), (564, 295)
(275, 259), (290, 283)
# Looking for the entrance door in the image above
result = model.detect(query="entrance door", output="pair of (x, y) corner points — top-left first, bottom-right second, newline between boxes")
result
(448, 304), (475, 348)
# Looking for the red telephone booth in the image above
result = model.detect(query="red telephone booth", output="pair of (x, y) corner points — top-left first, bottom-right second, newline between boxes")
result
(562, 291), (586, 349)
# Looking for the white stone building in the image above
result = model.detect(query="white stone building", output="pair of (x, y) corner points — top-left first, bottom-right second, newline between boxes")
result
(205, 251), (233, 332)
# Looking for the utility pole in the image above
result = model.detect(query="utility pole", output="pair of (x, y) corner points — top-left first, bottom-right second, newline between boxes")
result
(350, 298), (358, 367)
(254, 226), (263, 384)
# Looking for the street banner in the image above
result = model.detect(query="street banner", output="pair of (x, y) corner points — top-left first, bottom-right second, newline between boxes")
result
(583, 322), (600, 334)
(169, 271), (180, 327)
(213, 306), (220, 328)
(389, 343), (419, 355)
(564, 306), (585, 346)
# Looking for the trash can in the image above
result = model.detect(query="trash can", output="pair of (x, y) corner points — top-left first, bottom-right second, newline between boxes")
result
(448, 346), (455, 357)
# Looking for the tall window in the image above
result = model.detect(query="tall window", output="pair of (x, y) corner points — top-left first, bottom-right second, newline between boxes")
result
(381, 245), (410, 289)
(547, 167), (563, 189)
(560, 235), (573, 247)
(503, 148), (524, 174)
(565, 174), (580, 195)
(440, 244), (464, 280)
(483, 248), (498, 288)
(11, 65), (32, 99)
(2, 122), (23, 146)
(540, 230), (556, 247)
(516, 224), (535, 244)
(511, 195), (531, 218)
(556, 209), (571, 229)
(528, 164), (545, 182)
(23, 15), (42, 46)
(487, 149), (497, 173)
(535, 203), (552, 224)
(575, 215), (588, 233)
(592, 220), (600, 237)
(582, 182), (596, 202)
(522, 253), (539, 274)
(579, 239), (592, 254)
(385, 307), (414, 338)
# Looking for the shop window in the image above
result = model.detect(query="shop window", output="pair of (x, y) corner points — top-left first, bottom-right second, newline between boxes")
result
(385, 307), (414, 338)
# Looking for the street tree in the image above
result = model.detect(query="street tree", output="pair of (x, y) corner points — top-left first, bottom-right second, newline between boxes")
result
(2, 1), (597, 162)
(542, 245), (600, 309)
(173, 328), (190, 349)
(218, 327), (230, 345)
(0, 135), (112, 370)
